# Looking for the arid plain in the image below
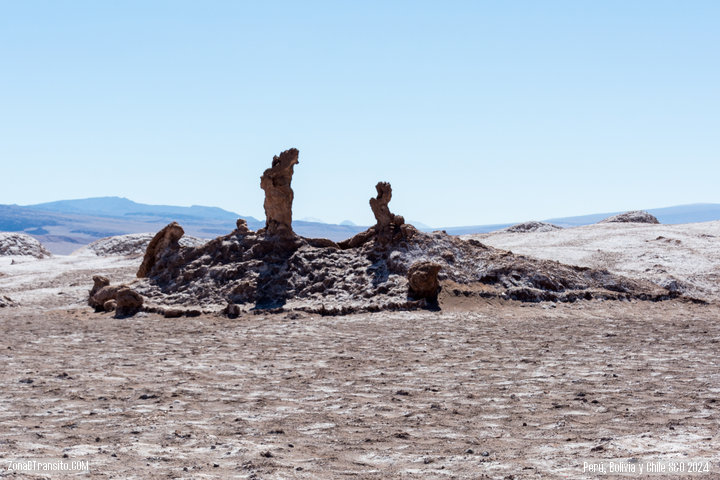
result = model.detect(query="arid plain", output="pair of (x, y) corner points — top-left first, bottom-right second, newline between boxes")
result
(1, 218), (719, 479)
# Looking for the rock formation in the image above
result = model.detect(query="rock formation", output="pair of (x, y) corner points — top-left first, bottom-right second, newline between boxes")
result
(89, 275), (144, 317)
(600, 211), (660, 224)
(121, 148), (682, 316)
(502, 221), (562, 233)
(137, 222), (185, 278)
(0, 232), (51, 258)
(0, 295), (15, 308)
(338, 181), (416, 248)
(260, 148), (299, 237)
(115, 287), (144, 317)
(236, 218), (251, 234)
(370, 182), (405, 232)
(407, 261), (442, 303)
(88, 275), (115, 310)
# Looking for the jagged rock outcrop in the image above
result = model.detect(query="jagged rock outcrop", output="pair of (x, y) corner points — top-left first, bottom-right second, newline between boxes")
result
(236, 218), (251, 234)
(338, 182), (417, 249)
(127, 149), (681, 316)
(370, 182), (405, 232)
(133, 222), (678, 315)
(502, 221), (562, 233)
(600, 211), (660, 224)
(0, 232), (51, 258)
(137, 222), (185, 278)
(408, 262), (442, 303)
(260, 148), (299, 237)
(89, 275), (144, 317)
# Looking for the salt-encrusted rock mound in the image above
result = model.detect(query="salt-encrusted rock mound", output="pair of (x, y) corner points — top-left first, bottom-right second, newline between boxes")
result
(502, 221), (562, 233)
(133, 222), (676, 314)
(127, 148), (677, 316)
(77, 233), (206, 257)
(600, 211), (660, 224)
(0, 232), (51, 258)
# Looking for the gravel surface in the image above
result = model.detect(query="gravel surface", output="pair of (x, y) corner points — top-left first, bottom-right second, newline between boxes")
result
(1, 301), (718, 479)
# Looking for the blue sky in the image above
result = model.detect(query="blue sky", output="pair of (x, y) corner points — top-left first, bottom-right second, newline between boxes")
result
(1, 1), (718, 227)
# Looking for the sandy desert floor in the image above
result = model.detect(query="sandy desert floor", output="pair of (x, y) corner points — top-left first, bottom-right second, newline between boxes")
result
(1, 228), (720, 479)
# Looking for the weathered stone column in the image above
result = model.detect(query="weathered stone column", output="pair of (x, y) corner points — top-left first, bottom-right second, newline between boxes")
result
(260, 148), (299, 237)
(370, 182), (405, 232)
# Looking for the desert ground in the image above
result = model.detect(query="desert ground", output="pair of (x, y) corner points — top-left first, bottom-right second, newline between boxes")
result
(465, 220), (720, 303)
(1, 223), (719, 479)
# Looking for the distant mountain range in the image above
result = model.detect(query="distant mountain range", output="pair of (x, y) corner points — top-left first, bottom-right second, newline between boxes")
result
(0, 197), (367, 254)
(1, 197), (720, 254)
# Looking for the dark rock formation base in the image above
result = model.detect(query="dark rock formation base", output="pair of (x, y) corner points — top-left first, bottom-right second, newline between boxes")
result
(131, 227), (678, 315)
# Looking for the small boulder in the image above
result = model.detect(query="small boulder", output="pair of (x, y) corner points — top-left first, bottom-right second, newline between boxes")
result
(88, 275), (144, 317)
(115, 287), (144, 317)
(236, 218), (251, 234)
(89, 275), (110, 297)
(225, 303), (242, 318)
(88, 276), (123, 311)
(407, 261), (442, 304)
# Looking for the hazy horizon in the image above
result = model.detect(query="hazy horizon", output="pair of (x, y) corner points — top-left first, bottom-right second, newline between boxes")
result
(9, 194), (720, 229)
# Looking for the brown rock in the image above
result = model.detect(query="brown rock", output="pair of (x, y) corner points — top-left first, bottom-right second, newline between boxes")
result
(128, 147), (679, 315)
(89, 275), (110, 298)
(115, 287), (143, 317)
(225, 303), (242, 318)
(89, 275), (144, 316)
(88, 285), (124, 312)
(137, 222), (185, 278)
(408, 261), (442, 303)
(236, 218), (251, 234)
(370, 182), (405, 231)
(163, 308), (185, 318)
(338, 182), (409, 249)
(260, 148), (299, 237)
(338, 228), (376, 249)
(304, 237), (340, 249)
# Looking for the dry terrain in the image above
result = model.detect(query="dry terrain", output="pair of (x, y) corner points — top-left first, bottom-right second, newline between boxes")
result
(466, 221), (720, 302)
(1, 224), (719, 479)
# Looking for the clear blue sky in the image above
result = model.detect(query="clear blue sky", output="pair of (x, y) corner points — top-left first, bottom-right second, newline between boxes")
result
(1, 1), (718, 227)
